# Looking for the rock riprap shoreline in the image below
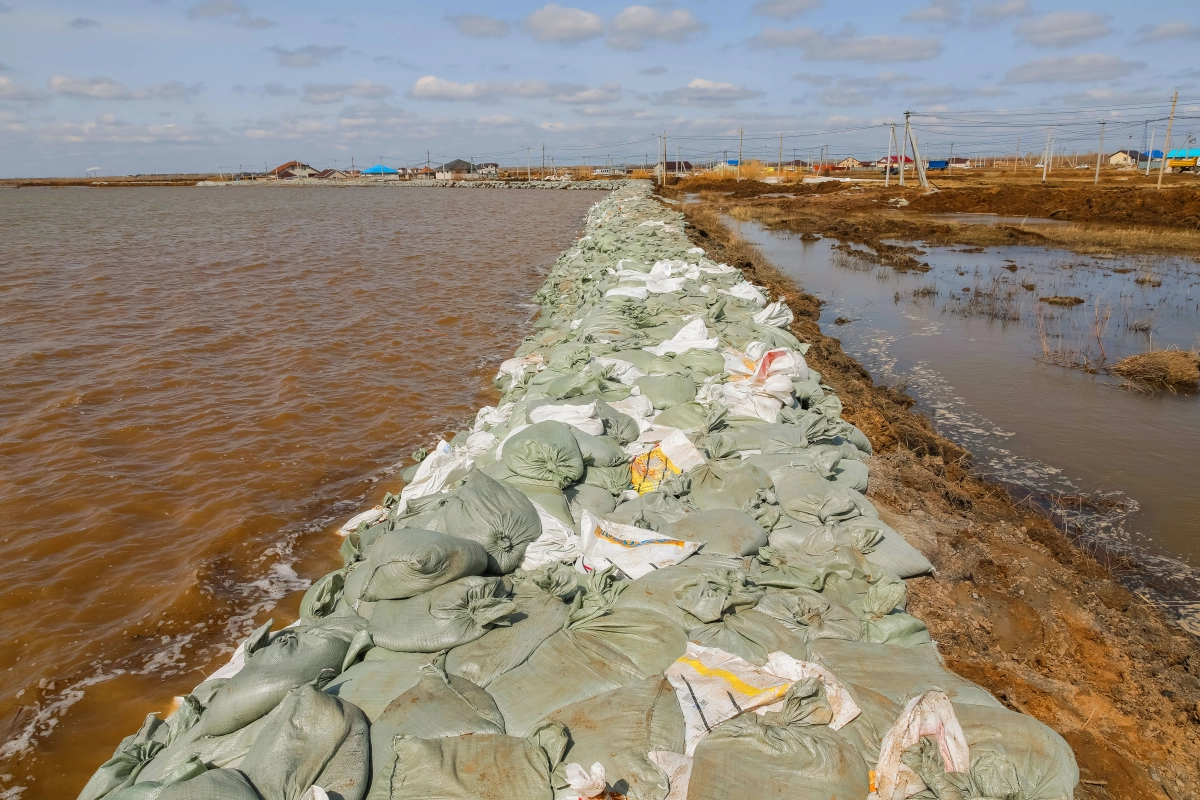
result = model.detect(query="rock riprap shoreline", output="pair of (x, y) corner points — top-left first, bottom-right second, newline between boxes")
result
(79, 181), (1078, 800)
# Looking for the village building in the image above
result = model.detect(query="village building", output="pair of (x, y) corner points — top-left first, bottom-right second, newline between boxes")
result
(269, 161), (317, 179)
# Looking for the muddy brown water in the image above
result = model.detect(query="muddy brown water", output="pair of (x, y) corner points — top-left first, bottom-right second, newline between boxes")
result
(0, 185), (601, 797)
(732, 217), (1200, 631)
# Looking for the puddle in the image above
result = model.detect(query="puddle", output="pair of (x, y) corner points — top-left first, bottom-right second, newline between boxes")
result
(731, 218), (1200, 631)
(921, 212), (1070, 227)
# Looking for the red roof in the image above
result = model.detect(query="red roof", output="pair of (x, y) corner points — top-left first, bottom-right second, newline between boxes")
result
(880, 155), (915, 164)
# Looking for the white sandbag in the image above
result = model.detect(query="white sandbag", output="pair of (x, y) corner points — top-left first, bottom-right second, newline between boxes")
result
(642, 319), (719, 357)
(592, 357), (646, 386)
(337, 506), (386, 537)
(752, 300), (794, 328)
(473, 402), (515, 432)
(397, 440), (473, 514)
(529, 402), (605, 436)
(559, 762), (607, 800)
(720, 282), (767, 306)
(874, 690), (970, 800)
(606, 286), (649, 300)
(521, 502), (583, 570)
(607, 394), (655, 433)
(578, 510), (700, 579)
(649, 751), (693, 800)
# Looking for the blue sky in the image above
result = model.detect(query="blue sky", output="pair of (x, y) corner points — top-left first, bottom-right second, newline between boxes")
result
(1, 1), (1198, 176)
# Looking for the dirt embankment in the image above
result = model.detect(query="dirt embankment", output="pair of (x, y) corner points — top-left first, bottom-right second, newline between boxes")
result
(908, 185), (1200, 229)
(682, 202), (1200, 800)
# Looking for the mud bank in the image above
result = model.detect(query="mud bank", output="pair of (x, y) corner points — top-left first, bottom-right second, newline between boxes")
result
(196, 179), (623, 190)
(682, 203), (1200, 799)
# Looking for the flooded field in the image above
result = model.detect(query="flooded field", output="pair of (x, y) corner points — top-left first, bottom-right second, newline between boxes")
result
(0, 186), (600, 797)
(732, 217), (1200, 628)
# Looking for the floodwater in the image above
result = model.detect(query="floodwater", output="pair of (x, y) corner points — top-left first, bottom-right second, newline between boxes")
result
(0, 185), (600, 797)
(732, 218), (1200, 629)
(920, 212), (1069, 227)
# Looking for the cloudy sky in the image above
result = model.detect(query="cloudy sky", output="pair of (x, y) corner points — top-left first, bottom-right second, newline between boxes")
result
(1, 0), (1197, 176)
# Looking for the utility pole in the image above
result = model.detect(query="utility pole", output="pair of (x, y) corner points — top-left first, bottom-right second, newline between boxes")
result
(948, 142), (953, 174)
(737, 127), (743, 182)
(909, 126), (929, 189)
(1094, 120), (1105, 185)
(900, 113), (910, 187)
(1013, 135), (1019, 174)
(676, 145), (681, 177)
(1157, 91), (1178, 190)
(1041, 127), (1052, 184)
(777, 132), (783, 178)
(1146, 126), (1156, 177)
(527, 147), (531, 180)
(885, 123), (895, 187)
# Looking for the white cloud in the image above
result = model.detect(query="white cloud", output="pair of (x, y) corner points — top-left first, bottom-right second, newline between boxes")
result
(269, 45), (347, 68)
(0, 76), (48, 102)
(69, 17), (100, 29)
(520, 4), (603, 43)
(39, 113), (221, 144)
(905, 0), (962, 25)
(50, 76), (204, 101)
(971, 0), (1030, 22)
(754, 26), (942, 62)
(451, 14), (510, 38)
(1135, 21), (1200, 44)
(751, 0), (821, 19)
(656, 78), (764, 106)
(794, 72), (916, 107)
(607, 6), (705, 51)
(1005, 54), (1145, 84)
(187, 0), (274, 29)
(303, 81), (394, 105)
(408, 75), (620, 105)
(1015, 12), (1111, 48)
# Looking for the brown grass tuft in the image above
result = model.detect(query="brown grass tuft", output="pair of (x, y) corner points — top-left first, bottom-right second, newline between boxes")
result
(1108, 348), (1200, 392)
(1040, 296), (1085, 306)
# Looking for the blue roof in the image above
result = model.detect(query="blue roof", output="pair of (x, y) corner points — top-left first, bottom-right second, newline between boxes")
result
(361, 164), (398, 174)
(1141, 150), (1163, 159)
(1167, 148), (1200, 158)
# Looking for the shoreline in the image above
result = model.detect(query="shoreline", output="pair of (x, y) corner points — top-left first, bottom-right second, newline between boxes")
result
(681, 200), (1200, 798)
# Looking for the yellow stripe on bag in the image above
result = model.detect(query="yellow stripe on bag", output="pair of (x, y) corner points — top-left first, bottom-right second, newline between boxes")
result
(678, 658), (791, 699)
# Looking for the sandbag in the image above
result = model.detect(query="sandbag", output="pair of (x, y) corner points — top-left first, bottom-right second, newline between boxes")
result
(857, 581), (931, 647)
(686, 607), (811, 664)
(808, 639), (1003, 709)
(949, 702), (1079, 800)
(605, 492), (689, 531)
(649, 402), (708, 431)
(300, 570), (346, 620)
(570, 430), (629, 468)
(593, 400), (641, 445)
(322, 648), (436, 721)
(686, 679), (870, 800)
(446, 564), (577, 687)
(539, 678), (685, 800)
(581, 463), (633, 496)
(845, 517), (935, 579)
(504, 477), (575, 527)
(688, 460), (773, 512)
(199, 616), (365, 737)
(354, 528), (489, 602)
(674, 348), (726, 377)
(239, 685), (369, 800)
(633, 375), (697, 410)
(438, 470), (542, 574)
(564, 483), (617, 520)
(156, 770), (263, 800)
(501, 421), (586, 487)
(756, 586), (862, 643)
(614, 565), (762, 628)
(774, 471), (877, 525)
(78, 714), (171, 800)
(383, 722), (569, 800)
(663, 509), (768, 556)
(369, 576), (513, 653)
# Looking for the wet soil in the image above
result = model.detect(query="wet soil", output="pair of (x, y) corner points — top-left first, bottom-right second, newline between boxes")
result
(908, 184), (1200, 229)
(682, 202), (1200, 800)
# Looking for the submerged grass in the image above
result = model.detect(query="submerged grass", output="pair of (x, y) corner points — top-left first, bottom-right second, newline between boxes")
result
(1109, 348), (1200, 392)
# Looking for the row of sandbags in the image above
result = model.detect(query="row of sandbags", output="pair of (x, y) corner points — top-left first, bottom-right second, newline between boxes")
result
(80, 180), (1078, 800)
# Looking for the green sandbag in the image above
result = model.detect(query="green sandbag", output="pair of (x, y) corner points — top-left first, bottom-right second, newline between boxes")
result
(593, 400), (641, 445)
(366, 668), (506, 800)
(755, 586), (862, 643)
(807, 639), (1003, 709)
(843, 518), (934, 579)
(687, 680), (871, 800)
(856, 581), (931, 647)
(446, 565), (577, 688)
(650, 402), (708, 431)
(155, 770), (262, 800)
(614, 565), (762, 628)
(489, 607), (688, 737)
(605, 491), (689, 530)
(749, 545), (827, 590)
(774, 471), (877, 525)
(686, 607), (811, 664)
(502, 421), (586, 488)
(504, 477), (575, 527)
(747, 448), (842, 481)
(239, 685), (369, 800)
(78, 714), (171, 800)
(606, 348), (659, 372)
(570, 430), (629, 468)
(949, 702), (1080, 800)
(322, 649), (437, 721)
(675, 348), (726, 377)
(355, 529), (489, 602)
(104, 755), (208, 800)
(438, 470), (542, 574)
(369, 576), (513, 653)
(299, 570), (345, 620)
(663, 509), (768, 556)
(199, 615), (365, 737)
(644, 355), (690, 375)
(688, 460), (773, 512)
(633, 375), (696, 410)
(538, 678), (685, 800)
(384, 722), (569, 800)
(565, 483), (617, 520)
(581, 463), (633, 496)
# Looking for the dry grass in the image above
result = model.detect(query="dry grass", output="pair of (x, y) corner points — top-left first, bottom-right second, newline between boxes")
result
(1040, 296), (1085, 306)
(1108, 348), (1200, 392)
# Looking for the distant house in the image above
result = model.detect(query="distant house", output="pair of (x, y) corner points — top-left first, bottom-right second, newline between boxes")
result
(477, 163), (499, 177)
(784, 159), (809, 170)
(654, 160), (693, 178)
(361, 164), (400, 181)
(948, 157), (973, 168)
(837, 156), (865, 169)
(314, 169), (348, 180)
(1109, 150), (1139, 166)
(270, 160), (317, 178)
(877, 155), (915, 166)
